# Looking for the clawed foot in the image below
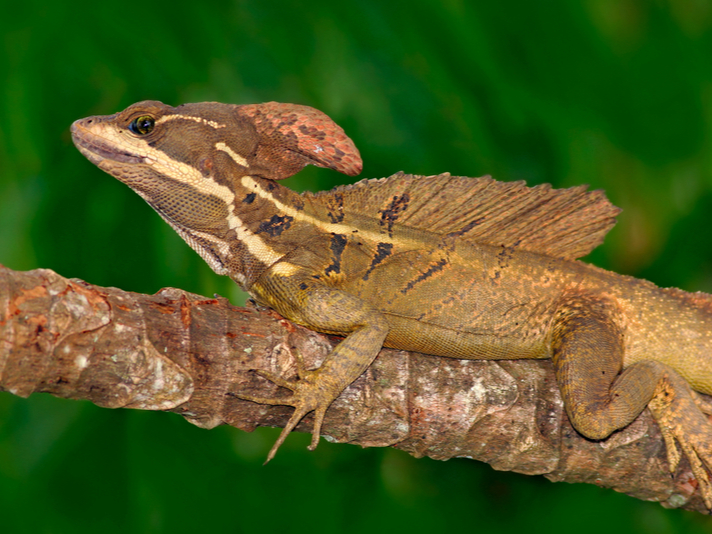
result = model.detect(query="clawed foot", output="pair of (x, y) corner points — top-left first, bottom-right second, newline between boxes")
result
(648, 372), (712, 509)
(235, 353), (337, 462)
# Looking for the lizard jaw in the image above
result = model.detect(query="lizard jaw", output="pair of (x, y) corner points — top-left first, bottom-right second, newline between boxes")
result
(71, 119), (145, 167)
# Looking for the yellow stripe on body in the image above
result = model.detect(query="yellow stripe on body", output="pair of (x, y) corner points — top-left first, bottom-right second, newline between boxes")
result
(270, 262), (301, 276)
(240, 176), (422, 249)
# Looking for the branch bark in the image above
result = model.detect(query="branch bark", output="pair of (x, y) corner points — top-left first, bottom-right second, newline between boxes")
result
(0, 265), (706, 512)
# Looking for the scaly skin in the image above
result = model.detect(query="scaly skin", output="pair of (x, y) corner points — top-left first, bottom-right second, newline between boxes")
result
(71, 100), (712, 508)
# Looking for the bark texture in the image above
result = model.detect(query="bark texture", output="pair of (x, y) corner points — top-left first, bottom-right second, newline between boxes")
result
(0, 265), (707, 512)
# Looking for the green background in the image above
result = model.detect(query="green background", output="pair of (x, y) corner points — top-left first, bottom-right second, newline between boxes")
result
(2, 0), (712, 532)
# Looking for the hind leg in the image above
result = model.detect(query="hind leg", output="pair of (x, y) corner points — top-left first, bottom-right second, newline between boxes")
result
(551, 292), (712, 507)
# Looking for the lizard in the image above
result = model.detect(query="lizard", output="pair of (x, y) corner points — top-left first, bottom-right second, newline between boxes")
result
(71, 100), (712, 507)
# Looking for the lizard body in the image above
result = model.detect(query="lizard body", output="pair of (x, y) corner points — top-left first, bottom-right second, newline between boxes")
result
(71, 100), (712, 507)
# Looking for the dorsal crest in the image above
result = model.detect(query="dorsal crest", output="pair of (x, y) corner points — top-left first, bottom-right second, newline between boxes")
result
(306, 172), (621, 260)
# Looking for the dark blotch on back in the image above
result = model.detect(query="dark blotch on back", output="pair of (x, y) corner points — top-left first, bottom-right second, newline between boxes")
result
(362, 242), (393, 281)
(401, 258), (447, 294)
(445, 217), (485, 239)
(379, 193), (410, 236)
(257, 214), (294, 237)
(326, 192), (345, 223)
(324, 233), (347, 276)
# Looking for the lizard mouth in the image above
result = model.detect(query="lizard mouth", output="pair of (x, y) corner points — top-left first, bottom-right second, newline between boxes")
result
(71, 119), (145, 166)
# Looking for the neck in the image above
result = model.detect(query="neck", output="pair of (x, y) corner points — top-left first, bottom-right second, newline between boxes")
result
(220, 175), (308, 288)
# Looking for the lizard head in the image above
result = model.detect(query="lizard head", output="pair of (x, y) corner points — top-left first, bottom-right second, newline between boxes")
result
(71, 99), (362, 186)
(71, 100), (361, 278)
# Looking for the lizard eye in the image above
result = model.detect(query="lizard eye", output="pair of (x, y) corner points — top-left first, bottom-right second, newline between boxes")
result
(128, 115), (155, 135)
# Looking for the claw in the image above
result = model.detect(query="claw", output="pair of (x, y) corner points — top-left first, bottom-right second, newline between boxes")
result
(235, 367), (334, 462)
(657, 423), (681, 473)
(648, 372), (712, 508)
(677, 438), (712, 509)
(264, 403), (314, 463)
(307, 406), (327, 451)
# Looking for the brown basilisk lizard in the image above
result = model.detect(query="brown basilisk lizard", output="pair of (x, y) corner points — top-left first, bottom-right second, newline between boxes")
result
(71, 100), (712, 507)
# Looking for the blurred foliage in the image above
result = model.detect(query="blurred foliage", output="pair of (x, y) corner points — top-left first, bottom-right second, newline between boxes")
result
(2, 0), (712, 532)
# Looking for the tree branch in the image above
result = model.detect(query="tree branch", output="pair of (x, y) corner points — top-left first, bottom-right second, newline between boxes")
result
(0, 265), (706, 512)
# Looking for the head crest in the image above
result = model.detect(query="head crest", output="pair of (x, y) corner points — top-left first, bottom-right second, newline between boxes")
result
(237, 102), (362, 180)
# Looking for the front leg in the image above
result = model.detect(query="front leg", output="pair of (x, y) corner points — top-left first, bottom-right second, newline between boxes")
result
(239, 265), (388, 461)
